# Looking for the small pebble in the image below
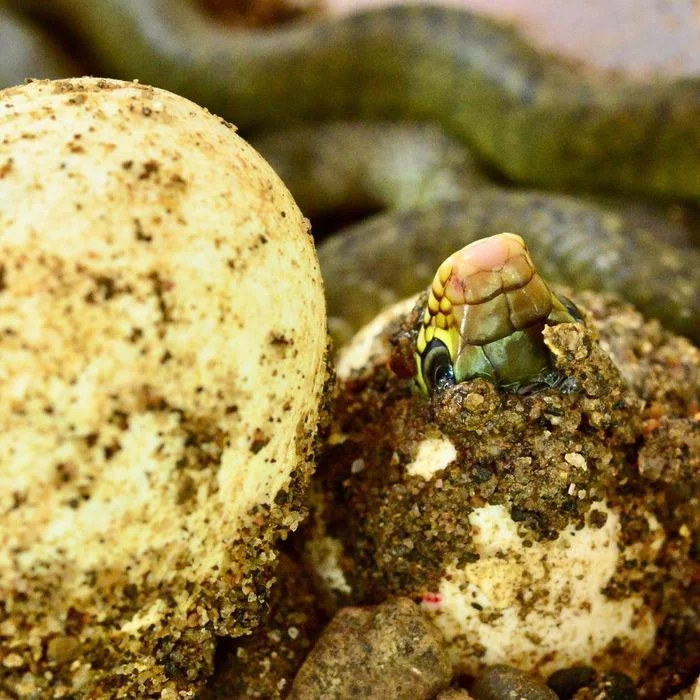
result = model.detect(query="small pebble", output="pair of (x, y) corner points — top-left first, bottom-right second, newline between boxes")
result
(547, 666), (597, 699)
(289, 597), (452, 700)
(472, 665), (558, 700)
(465, 392), (485, 410)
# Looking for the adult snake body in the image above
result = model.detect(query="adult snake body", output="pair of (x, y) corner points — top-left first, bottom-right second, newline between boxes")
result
(316, 184), (700, 345)
(8, 0), (700, 199)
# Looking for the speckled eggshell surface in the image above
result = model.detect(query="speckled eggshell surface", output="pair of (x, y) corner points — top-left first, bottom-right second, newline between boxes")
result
(0, 78), (327, 697)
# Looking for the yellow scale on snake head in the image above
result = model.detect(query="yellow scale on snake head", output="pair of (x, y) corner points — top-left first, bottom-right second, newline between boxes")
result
(415, 233), (583, 395)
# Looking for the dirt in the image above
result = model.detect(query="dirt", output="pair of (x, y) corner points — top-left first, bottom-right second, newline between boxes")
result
(308, 289), (698, 697)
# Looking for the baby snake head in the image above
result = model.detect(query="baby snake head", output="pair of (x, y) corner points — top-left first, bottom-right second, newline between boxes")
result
(415, 233), (583, 395)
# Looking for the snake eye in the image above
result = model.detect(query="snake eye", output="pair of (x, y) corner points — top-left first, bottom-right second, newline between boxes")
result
(557, 294), (584, 322)
(421, 339), (456, 395)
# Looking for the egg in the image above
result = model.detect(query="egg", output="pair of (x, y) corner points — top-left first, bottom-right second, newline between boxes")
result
(0, 78), (328, 697)
(307, 287), (697, 686)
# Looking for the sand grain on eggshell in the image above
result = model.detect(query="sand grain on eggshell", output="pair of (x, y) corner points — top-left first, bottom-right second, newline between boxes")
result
(0, 78), (327, 697)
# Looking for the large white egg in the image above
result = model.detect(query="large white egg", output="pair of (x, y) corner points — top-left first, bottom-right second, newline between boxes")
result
(0, 78), (327, 697)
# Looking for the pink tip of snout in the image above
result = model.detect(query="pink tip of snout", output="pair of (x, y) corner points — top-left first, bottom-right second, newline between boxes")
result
(464, 233), (520, 272)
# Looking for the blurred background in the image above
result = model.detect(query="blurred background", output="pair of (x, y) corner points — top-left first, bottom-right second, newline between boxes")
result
(3, 0), (699, 89)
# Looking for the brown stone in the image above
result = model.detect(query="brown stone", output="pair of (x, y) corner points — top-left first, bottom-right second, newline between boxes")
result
(289, 597), (452, 699)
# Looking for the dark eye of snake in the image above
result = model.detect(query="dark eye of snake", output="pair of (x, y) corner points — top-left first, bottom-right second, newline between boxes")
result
(422, 339), (456, 395)
(557, 293), (583, 322)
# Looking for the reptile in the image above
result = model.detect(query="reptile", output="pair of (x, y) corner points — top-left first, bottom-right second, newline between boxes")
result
(6, 0), (700, 200)
(413, 233), (583, 394)
(0, 6), (79, 89)
(316, 183), (700, 346)
(254, 123), (698, 345)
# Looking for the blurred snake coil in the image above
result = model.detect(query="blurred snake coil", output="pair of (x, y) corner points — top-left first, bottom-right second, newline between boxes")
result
(4, 0), (700, 344)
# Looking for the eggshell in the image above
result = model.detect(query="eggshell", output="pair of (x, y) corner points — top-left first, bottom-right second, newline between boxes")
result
(0, 78), (327, 697)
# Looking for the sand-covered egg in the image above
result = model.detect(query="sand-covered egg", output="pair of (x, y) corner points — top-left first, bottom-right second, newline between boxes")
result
(0, 78), (327, 697)
(307, 236), (698, 690)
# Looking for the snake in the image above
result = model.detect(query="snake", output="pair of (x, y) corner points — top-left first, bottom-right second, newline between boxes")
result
(2, 0), (700, 345)
(253, 122), (699, 345)
(6, 0), (700, 200)
(314, 181), (700, 347)
(414, 233), (582, 394)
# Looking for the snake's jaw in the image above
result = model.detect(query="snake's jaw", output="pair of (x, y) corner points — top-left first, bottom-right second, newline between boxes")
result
(415, 233), (582, 396)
